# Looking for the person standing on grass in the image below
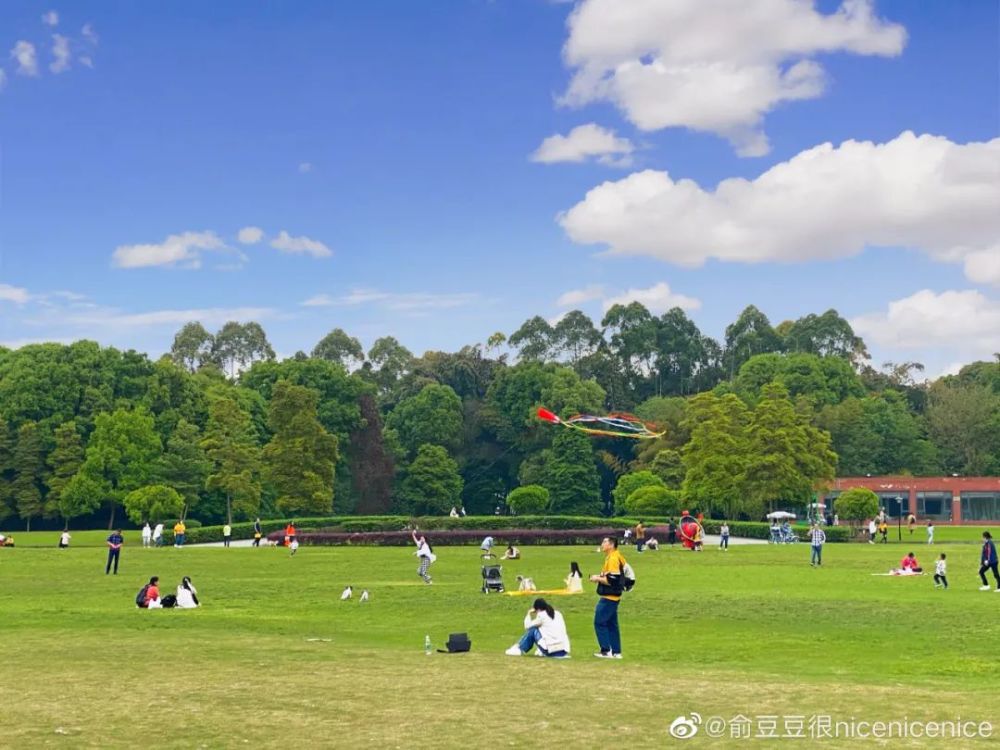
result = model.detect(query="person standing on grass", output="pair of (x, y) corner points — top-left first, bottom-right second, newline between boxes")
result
(907, 513), (916, 536)
(141, 522), (152, 548)
(58, 530), (71, 549)
(868, 518), (877, 544)
(635, 521), (646, 553)
(253, 517), (262, 547)
(667, 520), (677, 546)
(878, 519), (889, 544)
(106, 529), (124, 575)
(223, 523), (232, 548)
(412, 529), (435, 584)
(284, 521), (297, 547)
(719, 523), (730, 551)
(809, 523), (825, 567)
(934, 554), (948, 589)
(978, 531), (999, 592)
(590, 536), (627, 659)
(173, 519), (186, 548)
(927, 522), (934, 545)
(153, 522), (164, 547)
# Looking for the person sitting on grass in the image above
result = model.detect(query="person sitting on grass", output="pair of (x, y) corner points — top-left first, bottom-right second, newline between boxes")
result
(900, 552), (922, 573)
(176, 576), (200, 608)
(501, 544), (520, 560)
(480, 536), (495, 559)
(137, 576), (161, 609)
(565, 562), (583, 593)
(505, 598), (570, 658)
(645, 537), (659, 551)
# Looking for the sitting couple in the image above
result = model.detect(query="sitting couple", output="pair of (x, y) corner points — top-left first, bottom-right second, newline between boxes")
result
(137, 576), (200, 609)
(505, 598), (570, 658)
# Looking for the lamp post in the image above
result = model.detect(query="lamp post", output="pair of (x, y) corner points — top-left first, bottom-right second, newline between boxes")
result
(896, 496), (903, 542)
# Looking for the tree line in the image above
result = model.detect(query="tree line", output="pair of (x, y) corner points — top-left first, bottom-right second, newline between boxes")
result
(0, 306), (998, 530)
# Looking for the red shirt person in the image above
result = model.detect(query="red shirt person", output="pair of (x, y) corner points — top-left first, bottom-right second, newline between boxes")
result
(900, 553), (922, 572)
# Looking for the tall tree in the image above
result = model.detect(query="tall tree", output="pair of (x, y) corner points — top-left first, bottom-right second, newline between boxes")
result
(682, 393), (751, 519)
(723, 305), (784, 378)
(46, 420), (85, 528)
(602, 302), (657, 401)
(211, 321), (275, 378)
(396, 444), (463, 515)
(73, 409), (162, 527)
(782, 309), (868, 364)
(385, 383), (463, 457)
(0, 417), (14, 523)
(312, 328), (365, 369)
(367, 336), (414, 399)
(124, 485), (185, 525)
(509, 316), (556, 362)
(261, 381), (339, 516)
(553, 310), (602, 367)
(543, 429), (602, 515)
(348, 393), (395, 515)
(170, 322), (215, 372)
(159, 418), (212, 518)
(11, 422), (47, 530)
(926, 383), (1000, 475)
(202, 397), (262, 524)
(653, 307), (719, 396)
(742, 383), (836, 517)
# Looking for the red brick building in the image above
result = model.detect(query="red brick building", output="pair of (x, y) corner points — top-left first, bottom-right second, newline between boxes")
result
(819, 476), (1000, 524)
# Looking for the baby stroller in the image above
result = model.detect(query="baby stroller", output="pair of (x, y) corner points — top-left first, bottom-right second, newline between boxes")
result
(481, 564), (505, 594)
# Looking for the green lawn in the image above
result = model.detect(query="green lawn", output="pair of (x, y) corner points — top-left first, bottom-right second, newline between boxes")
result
(0, 541), (996, 748)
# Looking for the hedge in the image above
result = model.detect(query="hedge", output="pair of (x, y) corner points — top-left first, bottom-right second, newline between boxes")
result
(170, 515), (856, 545)
(265, 527), (655, 547)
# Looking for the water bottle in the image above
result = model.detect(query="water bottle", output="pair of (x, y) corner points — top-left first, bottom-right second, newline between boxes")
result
(424, 635), (432, 655)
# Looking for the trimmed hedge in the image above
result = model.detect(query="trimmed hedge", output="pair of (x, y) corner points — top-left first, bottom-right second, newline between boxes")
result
(172, 515), (856, 545)
(266, 527), (647, 547)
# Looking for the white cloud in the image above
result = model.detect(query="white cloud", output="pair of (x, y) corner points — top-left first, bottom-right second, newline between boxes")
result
(531, 123), (635, 166)
(0, 284), (31, 304)
(851, 290), (1000, 354)
(50, 34), (70, 73)
(237, 226), (264, 245)
(78, 55), (93, 68)
(270, 230), (332, 258)
(559, 132), (1000, 285)
(601, 282), (701, 314)
(42, 10), (59, 26)
(81, 23), (98, 45)
(112, 231), (229, 269)
(302, 288), (477, 311)
(298, 162), (313, 174)
(11, 41), (39, 76)
(62, 306), (275, 329)
(556, 284), (605, 307)
(1, 337), (74, 349)
(560, 0), (906, 155)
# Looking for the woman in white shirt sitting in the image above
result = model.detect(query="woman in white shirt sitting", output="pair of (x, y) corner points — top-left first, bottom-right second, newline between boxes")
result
(505, 598), (570, 658)
(564, 561), (583, 593)
(176, 576), (200, 608)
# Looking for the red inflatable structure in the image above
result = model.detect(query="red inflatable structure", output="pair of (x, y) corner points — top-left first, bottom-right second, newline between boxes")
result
(679, 511), (702, 551)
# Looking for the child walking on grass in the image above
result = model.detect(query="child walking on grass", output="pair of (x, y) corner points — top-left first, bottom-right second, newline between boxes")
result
(933, 553), (948, 589)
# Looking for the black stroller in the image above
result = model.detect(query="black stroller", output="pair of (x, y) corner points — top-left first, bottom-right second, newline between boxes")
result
(481, 564), (504, 593)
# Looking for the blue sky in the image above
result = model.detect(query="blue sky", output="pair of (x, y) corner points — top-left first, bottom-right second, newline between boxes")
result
(1, 0), (997, 377)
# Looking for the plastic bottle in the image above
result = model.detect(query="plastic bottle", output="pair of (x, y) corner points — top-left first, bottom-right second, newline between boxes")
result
(424, 635), (432, 655)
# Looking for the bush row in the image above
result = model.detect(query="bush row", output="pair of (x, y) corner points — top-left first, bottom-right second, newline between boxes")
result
(266, 527), (642, 547)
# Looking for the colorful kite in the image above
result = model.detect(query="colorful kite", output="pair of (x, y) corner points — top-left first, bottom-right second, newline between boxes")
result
(536, 407), (665, 440)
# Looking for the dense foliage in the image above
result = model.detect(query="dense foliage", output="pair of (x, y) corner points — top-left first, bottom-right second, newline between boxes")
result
(0, 305), (997, 529)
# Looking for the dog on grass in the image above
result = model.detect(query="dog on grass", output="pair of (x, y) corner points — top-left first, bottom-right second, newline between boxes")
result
(516, 575), (536, 592)
(340, 586), (353, 601)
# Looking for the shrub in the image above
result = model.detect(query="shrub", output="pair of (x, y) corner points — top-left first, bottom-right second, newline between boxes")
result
(612, 471), (665, 515)
(625, 486), (682, 517)
(834, 488), (880, 525)
(507, 485), (550, 515)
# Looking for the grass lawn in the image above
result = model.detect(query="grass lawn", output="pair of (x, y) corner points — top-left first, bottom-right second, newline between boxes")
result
(0, 541), (997, 748)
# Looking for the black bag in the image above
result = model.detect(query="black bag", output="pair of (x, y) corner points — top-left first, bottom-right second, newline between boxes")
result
(160, 594), (177, 608)
(437, 633), (471, 653)
(135, 584), (149, 607)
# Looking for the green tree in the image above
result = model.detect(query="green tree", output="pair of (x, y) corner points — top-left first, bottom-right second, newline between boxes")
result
(834, 487), (879, 527)
(507, 485), (550, 515)
(202, 397), (262, 524)
(368, 336), (414, 399)
(385, 383), (463, 456)
(611, 470), (666, 515)
(682, 393), (751, 519)
(653, 307), (721, 396)
(59, 473), (104, 524)
(159, 418), (211, 518)
(553, 310), (602, 367)
(0, 417), (15, 523)
(625, 485), (683, 517)
(262, 381), (339, 516)
(743, 383), (836, 517)
(543, 430), (602, 515)
(602, 302), (657, 402)
(11, 422), (47, 530)
(46, 420), (85, 528)
(397, 444), (463, 515)
(124, 484), (185, 524)
(74, 409), (162, 527)
(926, 383), (1000, 475)
(170, 322), (215, 372)
(312, 328), (365, 369)
(723, 305), (784, 378)
(211, 321), (275, 378)
(509, 316), (556, 362)
(782, 309), (868, 364)
(348, 393), (395, 515)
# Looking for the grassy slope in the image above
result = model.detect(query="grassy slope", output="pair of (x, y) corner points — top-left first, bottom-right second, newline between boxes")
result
(0, 543), (996, 748)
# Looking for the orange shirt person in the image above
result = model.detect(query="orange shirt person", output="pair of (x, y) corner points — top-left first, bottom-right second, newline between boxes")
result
(284, 522), (297, 547)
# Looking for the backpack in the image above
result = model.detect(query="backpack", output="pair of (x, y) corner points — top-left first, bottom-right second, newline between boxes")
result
(621, 562), (636, 592)
(135, 584), (150, 607)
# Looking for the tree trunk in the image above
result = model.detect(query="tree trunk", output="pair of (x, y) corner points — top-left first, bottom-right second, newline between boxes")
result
(227, 494), (232, 526)
(26, 518), (31, 532)
(108, 503), (116, 530)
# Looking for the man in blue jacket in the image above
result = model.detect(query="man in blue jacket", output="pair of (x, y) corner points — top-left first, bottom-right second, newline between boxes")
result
(978, 531), (999, 592)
